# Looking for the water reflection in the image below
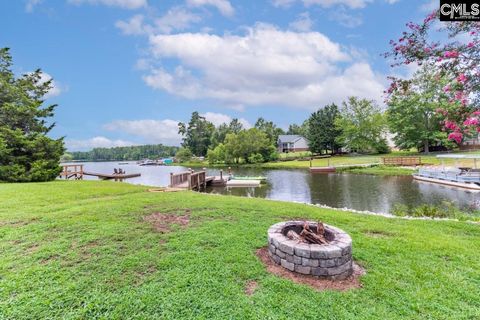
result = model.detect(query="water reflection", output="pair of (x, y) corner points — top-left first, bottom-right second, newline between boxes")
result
(68, 162), (478, 213)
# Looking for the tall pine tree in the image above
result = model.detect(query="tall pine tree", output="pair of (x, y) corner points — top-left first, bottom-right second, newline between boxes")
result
(0, 48), (64, 182)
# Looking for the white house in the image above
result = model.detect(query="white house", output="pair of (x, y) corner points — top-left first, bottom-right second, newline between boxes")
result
(277, 135), (309, 153)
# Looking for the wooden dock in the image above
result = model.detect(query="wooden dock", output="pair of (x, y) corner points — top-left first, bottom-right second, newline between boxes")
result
(59, 164), (84, 180)
(170, 170), (229, 190)
(310, 167), (336, 173)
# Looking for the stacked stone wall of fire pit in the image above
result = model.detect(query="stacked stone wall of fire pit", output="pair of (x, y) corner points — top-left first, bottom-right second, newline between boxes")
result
(267, 221), (353, 280)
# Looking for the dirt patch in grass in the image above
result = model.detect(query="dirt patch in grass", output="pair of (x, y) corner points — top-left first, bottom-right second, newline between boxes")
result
(244, 280), (258, 296)
(144, 211), (190, 233)
(363, 230), (394, 238)
(256, 247), (365, 292)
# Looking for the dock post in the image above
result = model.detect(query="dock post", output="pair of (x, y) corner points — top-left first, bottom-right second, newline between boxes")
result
(220, 170), (223, 181)
(170, 172), (173, 187)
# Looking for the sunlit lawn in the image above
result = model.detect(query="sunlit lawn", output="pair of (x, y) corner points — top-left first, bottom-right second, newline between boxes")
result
(1, 181), (479, 319)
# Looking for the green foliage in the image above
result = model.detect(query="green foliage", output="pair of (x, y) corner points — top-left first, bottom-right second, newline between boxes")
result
(392, 201), (480, 221)
(387, 64), (450, 153)
(208, 128), (278, 164)
(307, 104), (343, 154)
(0, 48), (64, 182)
(70, 144), (178, 161)
(335, 97), (389, 154)
(207, 143), (227, 164)
(287, 121), (308, 136)
(254, 117), (285, 145)
(178, 112), (215, 156)
(210, 119), (244, 148)
(175, 147), (193, 163)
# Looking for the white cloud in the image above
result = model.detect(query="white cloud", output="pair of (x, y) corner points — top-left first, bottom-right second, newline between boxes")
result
(142, 23), (384, 110)
(116, 8), (201, 35)
(186, 0), (234, 17)
(36, 72), (64, 99)
(25, 0), (42, 12)
(271, 0), (296, 8)
(329, 8), (363, 28)
(103, 119), (182, 145)
(65, 136), (136, 151)
(154, 7), (202, 34)
(273, 0), (398, 9)
(115, 14), (148, 35)
(201, 112), (252, 128)
(68, 0), (147, 9)
(303, 0), (372, 9)
(289, 12), (314, 32)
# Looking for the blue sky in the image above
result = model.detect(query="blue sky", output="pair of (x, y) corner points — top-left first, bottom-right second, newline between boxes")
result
(1, 0), (436, 150)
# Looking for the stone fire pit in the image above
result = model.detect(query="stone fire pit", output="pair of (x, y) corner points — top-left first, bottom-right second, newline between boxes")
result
(267, 221), (353, 280)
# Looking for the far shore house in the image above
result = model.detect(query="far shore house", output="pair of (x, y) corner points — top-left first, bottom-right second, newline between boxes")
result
(277, 135), (309, 153)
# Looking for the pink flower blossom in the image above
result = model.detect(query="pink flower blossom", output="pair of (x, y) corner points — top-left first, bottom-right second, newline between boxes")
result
(464, 118), (479, 126)
(468, 42), (475, 48)
(455, 91), (464, 101)
(457, 73), (467, 83)
(444, 50), (459, 58)
(472, 111), (480, 116)
(443, 85), (451, 93)
(448, 132), (463, 144)
(444, 120), (458, 130)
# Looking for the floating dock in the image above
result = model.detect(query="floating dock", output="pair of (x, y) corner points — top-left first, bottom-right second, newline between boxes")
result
(310, 167), (336, 173)
(226, 179), (261, 187)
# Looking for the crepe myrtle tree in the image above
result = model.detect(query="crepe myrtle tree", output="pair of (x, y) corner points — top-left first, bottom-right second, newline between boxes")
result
(385, 10), (480, 145)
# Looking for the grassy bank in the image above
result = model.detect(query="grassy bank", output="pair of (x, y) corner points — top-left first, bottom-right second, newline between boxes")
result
(180, 151), (480, 174)
(337, 165), (417, 176)
(1, 181), (480, 319)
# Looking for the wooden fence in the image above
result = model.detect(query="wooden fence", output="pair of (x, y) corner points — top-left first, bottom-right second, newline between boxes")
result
(382, 157), (421, 166)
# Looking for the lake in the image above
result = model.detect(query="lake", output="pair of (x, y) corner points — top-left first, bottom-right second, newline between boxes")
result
(68, 161), (479, 214)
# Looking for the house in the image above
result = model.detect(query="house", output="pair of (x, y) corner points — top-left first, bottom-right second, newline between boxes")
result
(277, 135), (309, 153)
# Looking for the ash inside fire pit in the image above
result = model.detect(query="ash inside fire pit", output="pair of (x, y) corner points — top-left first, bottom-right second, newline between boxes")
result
(268, 221), (353, 280)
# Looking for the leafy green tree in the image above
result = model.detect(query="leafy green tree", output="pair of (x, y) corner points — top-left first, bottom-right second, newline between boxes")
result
(287, 121), (308, 137)
(175, 148), (193, 163)
(228, 118), (243, 134)
(254, 117), (285, 144)
(0, 48), (64, 182)
(210, 118), (244, 148)
(387, 64), (450, 153)
(335, 97), (389, 154)
(307, 104), (343, 154)
(70, 144), (178, 161)
(208, 128), (277, 164)
(178, 112), (215, 156)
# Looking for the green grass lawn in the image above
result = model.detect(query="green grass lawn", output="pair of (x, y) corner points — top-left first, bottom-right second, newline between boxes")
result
(1, 181), (480, 319)
(338, 165), (417, 176)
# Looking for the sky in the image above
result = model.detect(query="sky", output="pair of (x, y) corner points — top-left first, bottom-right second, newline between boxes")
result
(1, 0), (437, 151)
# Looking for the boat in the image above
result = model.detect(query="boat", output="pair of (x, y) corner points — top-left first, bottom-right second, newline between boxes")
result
(413, 154), (480, 191)
(138, 159), (164, 166)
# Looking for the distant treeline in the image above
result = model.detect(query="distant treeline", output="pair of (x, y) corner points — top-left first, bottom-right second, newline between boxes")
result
(68, 144), (179, 161)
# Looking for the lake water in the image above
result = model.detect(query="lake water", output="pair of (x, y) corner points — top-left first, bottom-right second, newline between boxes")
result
(68, 161), (479, 214)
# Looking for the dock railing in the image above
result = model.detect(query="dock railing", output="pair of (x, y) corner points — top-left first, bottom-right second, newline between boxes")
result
(170, 170), (207, 190)
(382, 156), (421, 166)
(60, 164), (84, 180)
